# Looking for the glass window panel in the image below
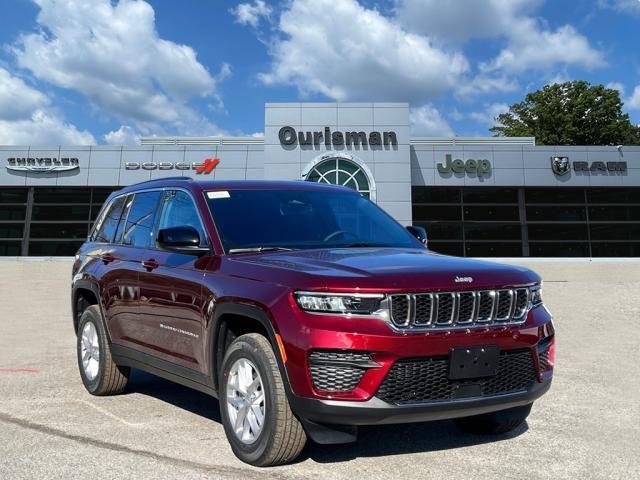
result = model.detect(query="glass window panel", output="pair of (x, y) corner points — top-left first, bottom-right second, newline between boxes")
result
(339, 159), (359, 175)
(0, 205), (26, 221)
(122, 191), (162, 248)
(0, 188), (27, 203)
(463, 188), (518, 203)
(588, 206), (640, 222)
(113, 195), (133, 244)
(28, 241), (83, 256)
(91, 187), (119, 204)
(0, 224), (24, 238)
(413, 205), (461, 221)
(91, 196), (126, 243)
(591, 243), (640, 257)
(464, 223), (521, 240)
(590, 223), (640, 240)
(428, 242), (464, 256)
(412, 187), (460, 204)
(586, 188), (640, 204)
(525, 188), (584, 204)
(0, 241), (21, 256)
(465, 243), (522, 257)
(31, 205), (90, 221)
(528, 223), (588, 240)
(30, 223), (89, 239)
(158, 191), (206, 246)
(33, 188), (90, 203)
(464, 205), (520, 221)
(526, 205), (586, 221)
(416, 222), (462, 240)
(529, 242), (589, 257)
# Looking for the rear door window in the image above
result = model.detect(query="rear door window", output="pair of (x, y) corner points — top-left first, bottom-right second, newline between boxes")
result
(122, 191), (162, 248)
(91, 195), (126, 243)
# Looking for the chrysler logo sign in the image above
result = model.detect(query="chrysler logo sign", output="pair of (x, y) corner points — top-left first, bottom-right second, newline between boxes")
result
(6, 157), (79, 173)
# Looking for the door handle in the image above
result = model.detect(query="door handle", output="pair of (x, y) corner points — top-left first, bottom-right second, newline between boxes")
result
(142, 259), (159, 271)
(101, 254), (115, 265)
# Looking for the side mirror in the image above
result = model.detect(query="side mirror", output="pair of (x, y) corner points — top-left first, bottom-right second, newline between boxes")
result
(157, 226), (209, 255)
(406, 225), (428, 246)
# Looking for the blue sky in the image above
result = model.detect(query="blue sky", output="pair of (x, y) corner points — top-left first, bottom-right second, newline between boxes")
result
(0, 0), (638, 144)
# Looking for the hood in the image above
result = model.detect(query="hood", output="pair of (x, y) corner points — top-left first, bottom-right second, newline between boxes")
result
(226, 247), (540, 291)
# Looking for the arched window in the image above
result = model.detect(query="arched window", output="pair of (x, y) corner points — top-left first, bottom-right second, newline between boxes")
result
(305, 157), (372, 198)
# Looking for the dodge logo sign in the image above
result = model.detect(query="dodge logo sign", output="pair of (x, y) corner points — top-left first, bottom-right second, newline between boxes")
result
(551, 156), (570, 176)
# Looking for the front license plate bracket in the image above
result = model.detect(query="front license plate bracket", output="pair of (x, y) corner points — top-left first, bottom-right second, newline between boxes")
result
(449, 345), (499, 380)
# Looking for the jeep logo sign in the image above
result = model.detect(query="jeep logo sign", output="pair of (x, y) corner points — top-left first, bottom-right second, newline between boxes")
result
(437, 154), (491, 176)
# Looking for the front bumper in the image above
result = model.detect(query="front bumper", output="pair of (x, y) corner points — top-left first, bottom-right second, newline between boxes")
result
(290, 377), (551, 426)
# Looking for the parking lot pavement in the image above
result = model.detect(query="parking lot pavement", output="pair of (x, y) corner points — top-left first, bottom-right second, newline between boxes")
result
(1, 260), (639, 480)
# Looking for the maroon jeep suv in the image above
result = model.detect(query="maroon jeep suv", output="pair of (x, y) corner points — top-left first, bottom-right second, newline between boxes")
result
(71, 178), (554, 466)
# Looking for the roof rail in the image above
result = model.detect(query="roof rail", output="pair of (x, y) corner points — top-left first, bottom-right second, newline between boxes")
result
(132, 176), (194, 186)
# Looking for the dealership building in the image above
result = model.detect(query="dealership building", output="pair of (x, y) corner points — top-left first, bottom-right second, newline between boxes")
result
(1, 102), (638, 257)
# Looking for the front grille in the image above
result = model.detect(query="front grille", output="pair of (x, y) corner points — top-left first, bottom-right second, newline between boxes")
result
(376, 349), (536, 405)
(308, 350), (373, 393)
(388, 288), (530, 330)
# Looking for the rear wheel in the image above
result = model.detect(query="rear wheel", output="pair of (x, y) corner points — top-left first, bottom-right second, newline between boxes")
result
(76, 305), (129, 396)
(219, 333), (306, 466)
(454, 403), (532, 435)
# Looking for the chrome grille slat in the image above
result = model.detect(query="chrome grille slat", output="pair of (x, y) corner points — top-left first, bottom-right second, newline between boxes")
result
(388, 287), (532, 330)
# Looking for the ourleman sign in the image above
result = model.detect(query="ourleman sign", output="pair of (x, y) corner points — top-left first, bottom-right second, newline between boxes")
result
(6, 157), (79, 173)
(278, 126), (398, 148)
(437, 154), (492, 176)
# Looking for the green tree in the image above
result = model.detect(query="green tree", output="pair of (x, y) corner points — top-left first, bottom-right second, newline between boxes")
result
(490, 81), (640, 145)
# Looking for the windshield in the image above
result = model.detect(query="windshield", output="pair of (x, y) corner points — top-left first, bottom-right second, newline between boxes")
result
(205, 188), (422, 252)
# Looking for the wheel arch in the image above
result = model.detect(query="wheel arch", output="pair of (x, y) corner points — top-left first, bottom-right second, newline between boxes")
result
(72, 280), (103, 335)
(209, 302), (290, 394)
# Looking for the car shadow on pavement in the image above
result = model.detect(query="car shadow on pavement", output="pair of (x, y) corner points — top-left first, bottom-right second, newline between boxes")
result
(300, 420), (528, 463)
(125, 370), (222, 423)
(124, 370), (528, 463)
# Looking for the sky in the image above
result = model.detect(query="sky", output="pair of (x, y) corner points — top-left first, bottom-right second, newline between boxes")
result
(0, 0), (638, 145)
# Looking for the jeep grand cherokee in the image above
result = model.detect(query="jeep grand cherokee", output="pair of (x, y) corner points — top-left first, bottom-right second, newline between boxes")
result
(71, 178), (554, 466)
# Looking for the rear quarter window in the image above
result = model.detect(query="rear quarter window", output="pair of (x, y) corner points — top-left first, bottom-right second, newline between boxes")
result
(90, 196), (126, 243)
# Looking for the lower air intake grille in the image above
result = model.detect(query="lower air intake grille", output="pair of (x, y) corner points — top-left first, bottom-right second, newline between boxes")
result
(308, 350), (372, 393)
(376, 349), (536, 405)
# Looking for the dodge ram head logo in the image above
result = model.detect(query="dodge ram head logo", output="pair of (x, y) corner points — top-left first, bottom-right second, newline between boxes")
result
(551, 156), (570, 176)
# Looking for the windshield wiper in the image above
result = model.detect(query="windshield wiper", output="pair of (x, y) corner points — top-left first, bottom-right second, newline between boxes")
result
(228, 246), (295, 254)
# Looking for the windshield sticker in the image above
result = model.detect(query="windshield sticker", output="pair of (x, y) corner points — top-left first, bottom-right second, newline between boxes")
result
(207, 191), (230, 199)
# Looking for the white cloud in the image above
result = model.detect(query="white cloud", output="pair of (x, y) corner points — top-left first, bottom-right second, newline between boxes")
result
(599, 0), (640, 14)
(606, 82), (625, 95)
(410, 105), (454, 136)
(395, 0), (538, 43)
(397, 0), (604, 88)
(0, 68), (49, 120)
(0, 110), (95, 144)
(626, 85), (640, 110)
(104, 125), (139, 145)
(483, 22), (605, 73)
(231, 0), (272, 27)
(0, 66), (94, 144)
(13, 0), (224, 135)
(468, 102), (509, 126)
(456, 74), (519, 97)
(258, 0), (468, 101)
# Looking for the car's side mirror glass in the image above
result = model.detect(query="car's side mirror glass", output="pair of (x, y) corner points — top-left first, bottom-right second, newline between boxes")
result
(157, 226), (209, 255)
(406, 225), (428, 246)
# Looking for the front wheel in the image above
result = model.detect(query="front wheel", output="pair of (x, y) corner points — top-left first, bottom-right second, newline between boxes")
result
(219, 333), (307, 466)
(454, 403), (532, 435)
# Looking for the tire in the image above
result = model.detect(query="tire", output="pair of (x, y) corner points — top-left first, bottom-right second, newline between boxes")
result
(454, 403), (532, 435)
(219, 333), (307, 466)
(76, 305), (130, 396)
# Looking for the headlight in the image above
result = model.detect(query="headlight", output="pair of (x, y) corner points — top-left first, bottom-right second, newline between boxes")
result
(294, 291), (384, 315)
(530, 283), (543, 307)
